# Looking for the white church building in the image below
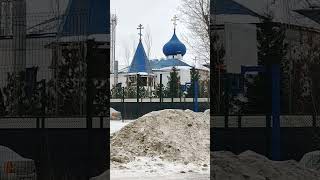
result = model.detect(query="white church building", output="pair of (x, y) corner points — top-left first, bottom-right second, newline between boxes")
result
(110, 20), (209, 92)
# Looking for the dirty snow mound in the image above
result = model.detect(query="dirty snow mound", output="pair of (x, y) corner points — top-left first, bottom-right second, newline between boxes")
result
(111, 109), (209, 165)
(300, 151), (320, 171)
(110, 108), (122, 120)
(90, 170), (109, 180)
(211, 151), (320, 180)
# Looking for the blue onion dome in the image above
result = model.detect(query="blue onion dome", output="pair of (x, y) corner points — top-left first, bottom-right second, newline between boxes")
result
(163, 30), (187, 56)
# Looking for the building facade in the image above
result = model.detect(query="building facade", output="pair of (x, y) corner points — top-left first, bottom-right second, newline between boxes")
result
(0, 0), (110, 116)
(110, 23), (210, 97)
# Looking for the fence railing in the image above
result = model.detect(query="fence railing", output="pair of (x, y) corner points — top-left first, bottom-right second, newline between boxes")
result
(212, 115), (319, 128)
(0, 116), (109, 128)
(111, 97), (210, 103)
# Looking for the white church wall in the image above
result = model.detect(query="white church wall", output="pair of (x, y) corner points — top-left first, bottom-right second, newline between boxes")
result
(26, 36), (54, 82)
(109, 67), (208, 91)
(154, 69), (191, 87)
(0, 36), (55, 88)
(224, 23), (258, 74)
(179, 69), (191, 85)
(110, 74), (114, 89)
(154, 71), (171, 87)
(110, 73), (128, 89)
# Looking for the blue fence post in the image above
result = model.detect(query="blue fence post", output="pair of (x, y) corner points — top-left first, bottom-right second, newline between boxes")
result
(271, 64), (281, 160)
(194, 80), (199, 112)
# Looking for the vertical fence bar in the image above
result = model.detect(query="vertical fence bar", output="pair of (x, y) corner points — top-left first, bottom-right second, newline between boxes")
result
(41, 117), (45, 128)
(224, 115), (229, 128)
(37, 117), (40, 128)
(160, 74), (163, 105)
(100, 116), (104, 128)
(122, 87), (125, 120)
(266, 115), (271, 159)
(238, 115), (242, 128)
(271, 64), (281, 161)
(194, 80), (199, 112)
(313, 114), (316, 127)
(137, 74), (140, 118)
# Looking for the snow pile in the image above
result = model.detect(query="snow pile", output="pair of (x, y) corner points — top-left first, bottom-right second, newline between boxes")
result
(110, 120), (134, 135)
(211, 151), (320, 180)
(300, 151), (320, 171)
(111, 156), (209, 178)
(111, 109), (210, 165)
(110, 108), (122, 120)
(90, 170), (109, 180)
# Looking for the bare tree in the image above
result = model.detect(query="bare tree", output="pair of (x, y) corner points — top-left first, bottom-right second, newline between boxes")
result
(132, 38), (137, 58)
(144, 25), (153, 59)
(123, 41), (131, 67)
(178, 0), (210, 63)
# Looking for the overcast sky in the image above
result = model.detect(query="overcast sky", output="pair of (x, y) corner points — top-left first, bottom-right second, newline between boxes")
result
(111, 0), (192, 68)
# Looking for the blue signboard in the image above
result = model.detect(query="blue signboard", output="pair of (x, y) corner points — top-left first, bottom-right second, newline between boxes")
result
(241, 65), (266, 75)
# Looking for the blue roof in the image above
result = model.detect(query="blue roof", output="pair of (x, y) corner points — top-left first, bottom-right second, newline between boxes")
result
(163, 30), (187, 56)
(212, 0), (260, 17)
(150, 59), (191, 69)
(295, 9), (320, 24)
(59, 0), (109, 36)
(128, 40), (152, 74)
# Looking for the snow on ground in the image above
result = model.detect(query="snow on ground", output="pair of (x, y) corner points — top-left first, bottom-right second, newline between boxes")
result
(300, 151), (320, 171)
(110, 109), (210, 180)
(110, 120), (135, 134)
(106, 110), (320, 180)
(111, 109), (210, 164)
(111, 156), (209, 180)
(211, 151), (320, 180)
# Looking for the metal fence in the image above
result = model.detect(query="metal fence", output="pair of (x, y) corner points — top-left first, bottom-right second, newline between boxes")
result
(0, 128), (108, 180)
(110, 78), (210, 119)
(111, 98), (210, 119)
(212, 115), (320, 161)
(0, 10), (109, 117)
(111, 97), (210, 103)
(0, 116), (109, 128)
(0, 5), (109, 180)
(212, 115), (318, 128)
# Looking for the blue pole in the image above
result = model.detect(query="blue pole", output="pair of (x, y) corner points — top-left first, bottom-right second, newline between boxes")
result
(271, 64), (281, 160)
(194, 80), (199, 112)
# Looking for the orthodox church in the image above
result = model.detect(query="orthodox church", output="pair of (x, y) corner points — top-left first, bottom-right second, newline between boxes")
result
(0, 0), (109, 89)
(110, 16), (209, 94)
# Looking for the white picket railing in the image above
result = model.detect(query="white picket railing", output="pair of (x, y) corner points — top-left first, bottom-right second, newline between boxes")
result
(110, 98), (210, 103)
(212, 115), (317, 128)
(0, 117), (109, 129)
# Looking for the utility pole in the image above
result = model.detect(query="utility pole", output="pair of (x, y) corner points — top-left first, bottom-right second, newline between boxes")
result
(12, 0), (26, 73)
(12, 0), (26, 115)
(216, 64), (226, 113)
(111, 13), (117, 75)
